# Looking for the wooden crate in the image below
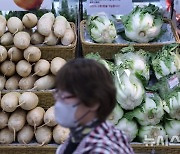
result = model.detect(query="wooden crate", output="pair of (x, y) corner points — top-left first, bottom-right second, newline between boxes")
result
(1, 143), (180, 154)
(0, 144), (57, 154)
(132, 144), (180, 154)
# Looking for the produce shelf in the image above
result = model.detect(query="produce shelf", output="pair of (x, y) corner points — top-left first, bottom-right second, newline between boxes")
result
(0, 144), (57, 154)
(35, 22), (77, 61)
(0, 143), (180, 154)
(80, 19), (180, 59)
(132, 144), (180, 154)
(4, 22), (77, 61)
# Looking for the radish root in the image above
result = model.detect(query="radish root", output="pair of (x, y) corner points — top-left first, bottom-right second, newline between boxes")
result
(17, 101), (26, 107)
(39, 141), (46, 146)
(31, 86), (37, 90)
(12, 127), (16, 141)
(26, 15), (30, 21)
(27, 53), (31, 62)
(38, 120), (50, 129)
(22, 139), (27, 145)
(32, 71), (40, 77)
(33, 120), (37, 135)
(13, 29), (18, 35)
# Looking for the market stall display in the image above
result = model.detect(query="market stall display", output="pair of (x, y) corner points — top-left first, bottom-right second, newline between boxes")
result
(0, 44), (69, 91)
(80, 4), (180, 59)
(0, 12), (77, 60)
(0, 0), (180, 153)
(85, 44), (180, 147)
(0, 91), (69, 153)
(0, 8), (76, 153)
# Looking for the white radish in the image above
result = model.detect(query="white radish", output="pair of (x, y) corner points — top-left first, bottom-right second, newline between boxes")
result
(0, 32), (13, 46)
(8, 109), (26, 141)
(1, 60), (16, 76)
(22, 13), (38, 28)
(19, 92), (38, 110)
(33, 59), (50, 76)
(27, 107), (45, 129)
(0, 128), (14, 144)
(66, 21), (71, 29)
(7, 17), (23, 34)
(13, 32), (30, 50)
(8, 47), (23, 62)
(35, 126), (52, 145)
(5, 75), (21, 90)
(41, 106), (57, 127)
(0, 45), (7, 63)
(16, 60), (32, 77)
(24, 46), (41, 62)
(0, 75), (6, 90)
(33, 75), (55, 90)
(53, 16), (67, 38)
(44, 31), (58, 46)
(11, 91), (21, 98)
(53, 125), (70, 144)
(0, 111), (9, 129)
(1, 92), (20, 112)
(50, 57), (66, 75)
(61, 28), (75, 46)
(17, 125), (34, 144)
(0, 15), (6, 37)
(37, 12), (55, 36)
(19, 75), (37, 90)
(31, 31), (45, 45)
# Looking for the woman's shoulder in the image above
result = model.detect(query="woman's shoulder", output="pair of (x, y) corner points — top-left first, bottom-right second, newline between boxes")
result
(81, 121), (134, 154)
(88, 121), (127, 140)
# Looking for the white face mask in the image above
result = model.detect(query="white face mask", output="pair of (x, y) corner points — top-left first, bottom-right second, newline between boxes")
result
(54, 101), (90, 128)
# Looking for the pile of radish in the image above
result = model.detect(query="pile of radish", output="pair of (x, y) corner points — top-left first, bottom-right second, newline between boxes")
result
(0, 13), (75, 46)
(0, 44), (67, 91)
(0, 12), (71, 146)
(0, 92), (70, 145)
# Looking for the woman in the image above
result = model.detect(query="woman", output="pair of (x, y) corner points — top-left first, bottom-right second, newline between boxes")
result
(54, 58), (134, 154)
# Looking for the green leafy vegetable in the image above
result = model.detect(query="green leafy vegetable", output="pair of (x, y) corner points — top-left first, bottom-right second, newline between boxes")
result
(138, 125), (166, 143)
(115, 68), (145, 110)
(85, 52), (114, 73)
(152, 44), (180, 80)
(165, 120), (180, 142)
(163, 89), (180, 120)
(116, 118), (138, 142)
(121, 4), (163, 43)
(115, 46), (150, 83)
(108, 103), (124, 125)
(87, 13), (117, 43)
(125, 93), (165, 126)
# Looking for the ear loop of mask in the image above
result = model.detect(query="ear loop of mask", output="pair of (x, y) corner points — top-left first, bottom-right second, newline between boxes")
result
(74, 110), (91, 123)
(73, 102), (91, 124)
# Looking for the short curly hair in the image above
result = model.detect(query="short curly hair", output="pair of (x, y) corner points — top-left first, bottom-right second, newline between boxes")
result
(55, 58), (116, 122)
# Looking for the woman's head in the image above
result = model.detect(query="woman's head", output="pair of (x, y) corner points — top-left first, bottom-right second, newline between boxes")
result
(55, 58), (116, 122)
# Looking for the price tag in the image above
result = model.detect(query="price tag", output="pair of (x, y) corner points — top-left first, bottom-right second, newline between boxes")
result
(86, 0), (133, 15)
(168, 75), (179, 89)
